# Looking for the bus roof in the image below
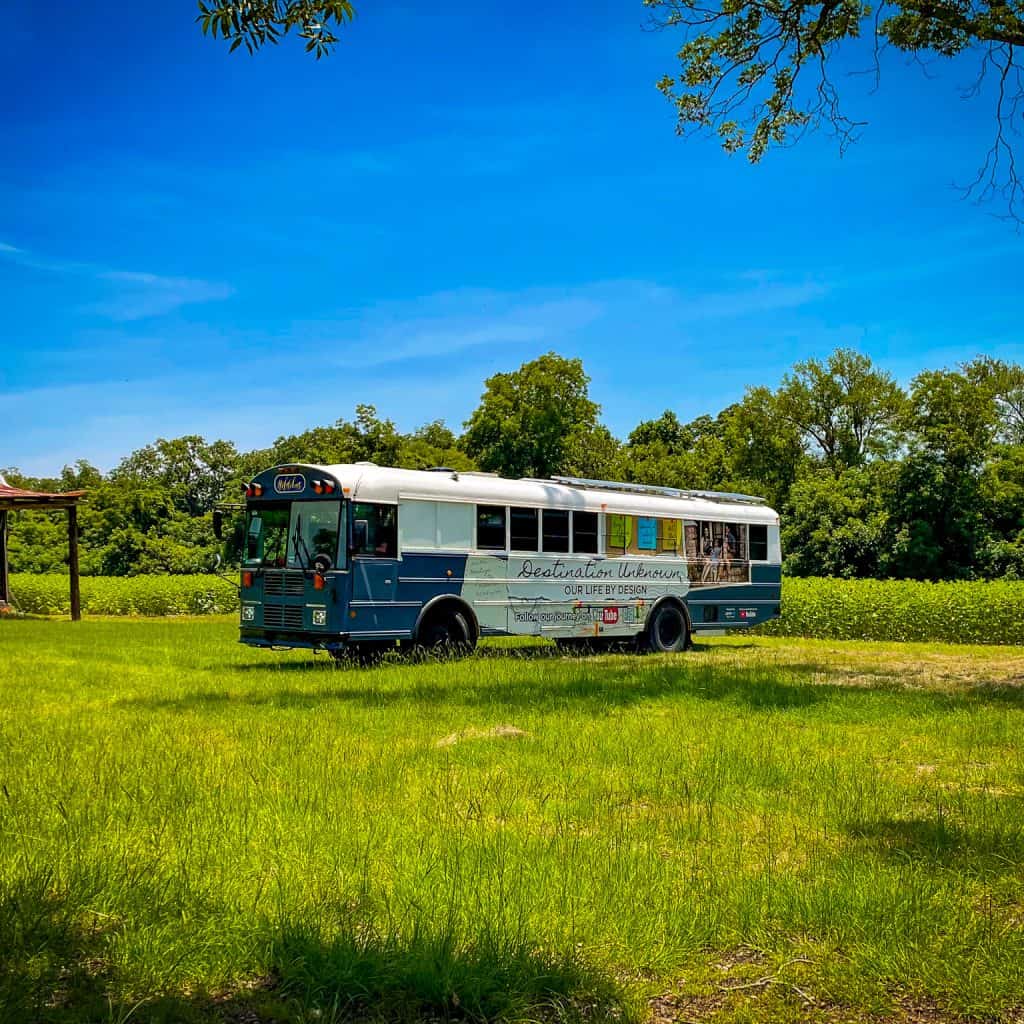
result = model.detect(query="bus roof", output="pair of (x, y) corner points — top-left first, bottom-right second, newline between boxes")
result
(296, 463), (779, 523)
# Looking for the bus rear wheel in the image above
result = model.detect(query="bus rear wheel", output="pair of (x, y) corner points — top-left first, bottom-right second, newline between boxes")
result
(643, 603), (689, 654)
(416, 608), (475, 656)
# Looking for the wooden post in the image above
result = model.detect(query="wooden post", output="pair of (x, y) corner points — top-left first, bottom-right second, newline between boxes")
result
(68, 505), (81, 622)
(0, 509), (9, 606)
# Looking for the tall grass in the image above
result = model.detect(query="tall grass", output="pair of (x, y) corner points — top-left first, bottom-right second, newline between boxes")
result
(9, 573), (1024, 646)
(1, 620), (1022, 1022)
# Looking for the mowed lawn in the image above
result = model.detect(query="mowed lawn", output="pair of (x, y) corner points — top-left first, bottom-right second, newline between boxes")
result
(1, 620), (1023, 1024)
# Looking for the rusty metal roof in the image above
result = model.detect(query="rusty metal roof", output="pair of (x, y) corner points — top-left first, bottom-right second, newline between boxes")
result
(0, 474), (85, 510)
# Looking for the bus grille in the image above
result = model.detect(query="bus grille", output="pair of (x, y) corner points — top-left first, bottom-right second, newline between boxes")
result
(264, 570), (305, 596)
(263, 603), (304, 629)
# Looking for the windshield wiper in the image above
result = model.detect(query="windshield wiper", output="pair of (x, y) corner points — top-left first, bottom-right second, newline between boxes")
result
(291, 513), (315, 571)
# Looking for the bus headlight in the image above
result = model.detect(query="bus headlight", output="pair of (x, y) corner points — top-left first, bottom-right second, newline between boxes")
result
(312, 609), (327, 626)
(241, 605), (255, 622)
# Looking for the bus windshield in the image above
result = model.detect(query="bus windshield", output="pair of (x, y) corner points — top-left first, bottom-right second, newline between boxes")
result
(245, 502), (343, 569)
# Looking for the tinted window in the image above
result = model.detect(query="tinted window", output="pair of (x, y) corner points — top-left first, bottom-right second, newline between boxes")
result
(352, 503), (397, 558)
(476, 505), (506, 549)
(509, 507), (538, 551)
(288, 500), (342, 569)
(245, 506), (289, 567)
(542, 509), (570, 553)
(749, 524), (768, 561)
(572, 510), (599, 554)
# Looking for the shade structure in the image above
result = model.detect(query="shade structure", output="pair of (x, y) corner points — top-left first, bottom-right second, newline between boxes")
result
(0, 474), (86, 620)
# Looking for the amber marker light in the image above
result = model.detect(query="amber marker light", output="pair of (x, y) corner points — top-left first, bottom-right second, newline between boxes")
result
(242, 571), (253, 587)
(313, 574), (326, 591)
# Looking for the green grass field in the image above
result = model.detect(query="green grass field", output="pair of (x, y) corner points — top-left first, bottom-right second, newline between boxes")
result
(1, 619), (1023, 1024)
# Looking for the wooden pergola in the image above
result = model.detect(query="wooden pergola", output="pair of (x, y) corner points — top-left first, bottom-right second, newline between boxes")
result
(0, 475), (86, 620)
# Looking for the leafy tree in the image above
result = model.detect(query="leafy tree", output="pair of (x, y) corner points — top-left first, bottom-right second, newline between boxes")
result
(646, 0), (1024, 218)
(461, 353), (601, 479)
(887, 367), (999, 578)
(967, 356), (1024, 444)
(719, 393), (806, 507)
(396, 421), (478, 472)
(112, 436), (241, 517)
(197, 1), (355, 57)
(624, 411), (731, 491)
(783, 465), (893, 578)
(979, 442), (1024, 577)
(564, 424), (626, 480)
(627, 410), (687, 449)
(773, 349), (906, 471)
(266, 405), (402, 467)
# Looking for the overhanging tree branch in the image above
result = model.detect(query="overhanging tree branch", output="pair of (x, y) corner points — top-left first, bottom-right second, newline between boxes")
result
(647, 0), (1024, 219)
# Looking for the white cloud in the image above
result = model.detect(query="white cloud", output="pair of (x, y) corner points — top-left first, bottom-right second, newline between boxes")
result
(0, 239), (232, 320)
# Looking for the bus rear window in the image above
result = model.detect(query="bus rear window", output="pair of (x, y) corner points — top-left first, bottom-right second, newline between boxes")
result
(749, 524), (768, 561)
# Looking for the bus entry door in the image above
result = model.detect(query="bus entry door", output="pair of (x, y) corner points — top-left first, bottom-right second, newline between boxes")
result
(351, 557), (398, 631)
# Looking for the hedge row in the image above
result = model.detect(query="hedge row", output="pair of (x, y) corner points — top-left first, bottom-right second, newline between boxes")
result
(6, 574), (239, 617)
(759, 577), (1024, 645)
(6, 573), (1023, 645)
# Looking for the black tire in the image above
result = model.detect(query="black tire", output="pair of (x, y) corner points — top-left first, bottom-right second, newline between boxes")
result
(644, 602), (689, 654)
(417, 609), (475, 656)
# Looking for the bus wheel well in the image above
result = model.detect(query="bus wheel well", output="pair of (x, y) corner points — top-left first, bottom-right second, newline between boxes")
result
(414, 596), (479, 646)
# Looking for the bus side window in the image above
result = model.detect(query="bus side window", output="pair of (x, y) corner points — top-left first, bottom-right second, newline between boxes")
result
(542, 509), (570, 553)
(352, 503), (397, 558)
(510, 507), (539, 552)
(476, 505), (507, 550)
(572, 511), (599, 554)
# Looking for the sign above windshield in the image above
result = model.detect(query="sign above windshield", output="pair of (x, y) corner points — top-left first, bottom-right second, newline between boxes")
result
(274, 473), (306, 494)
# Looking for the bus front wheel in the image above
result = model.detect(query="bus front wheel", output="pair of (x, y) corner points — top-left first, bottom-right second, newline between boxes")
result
(643, 603), (689, 654)
(417, 609), (475, 655)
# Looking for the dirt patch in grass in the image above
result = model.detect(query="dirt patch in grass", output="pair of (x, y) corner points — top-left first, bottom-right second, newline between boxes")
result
(435, 723), (530, 747)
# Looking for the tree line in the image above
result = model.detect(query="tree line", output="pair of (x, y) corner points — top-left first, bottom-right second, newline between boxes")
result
(5, 349), (1023, 580)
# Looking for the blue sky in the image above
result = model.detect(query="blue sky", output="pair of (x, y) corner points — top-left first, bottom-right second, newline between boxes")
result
(2, 1), (1021, 476)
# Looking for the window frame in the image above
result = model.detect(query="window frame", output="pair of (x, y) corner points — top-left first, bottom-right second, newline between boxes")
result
(475, 504), (508, 551)
(541, 508), (570, 554)
(509, 506), (540, 553)
(571, 510), (600, 555)
(748, 523), (769, 562)
(351, 501), (399, 560)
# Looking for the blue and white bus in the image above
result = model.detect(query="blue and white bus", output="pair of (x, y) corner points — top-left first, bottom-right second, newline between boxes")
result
(233, 463), (782, 657)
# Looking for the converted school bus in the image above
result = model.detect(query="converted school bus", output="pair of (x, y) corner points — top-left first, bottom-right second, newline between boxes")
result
(231, 463), (782, 658)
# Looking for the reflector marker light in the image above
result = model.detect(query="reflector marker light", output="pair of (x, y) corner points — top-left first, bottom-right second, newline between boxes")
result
(242, 571), (254, 587)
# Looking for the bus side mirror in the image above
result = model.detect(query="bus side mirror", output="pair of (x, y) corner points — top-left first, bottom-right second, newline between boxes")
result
(213, 510), (224, 540)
